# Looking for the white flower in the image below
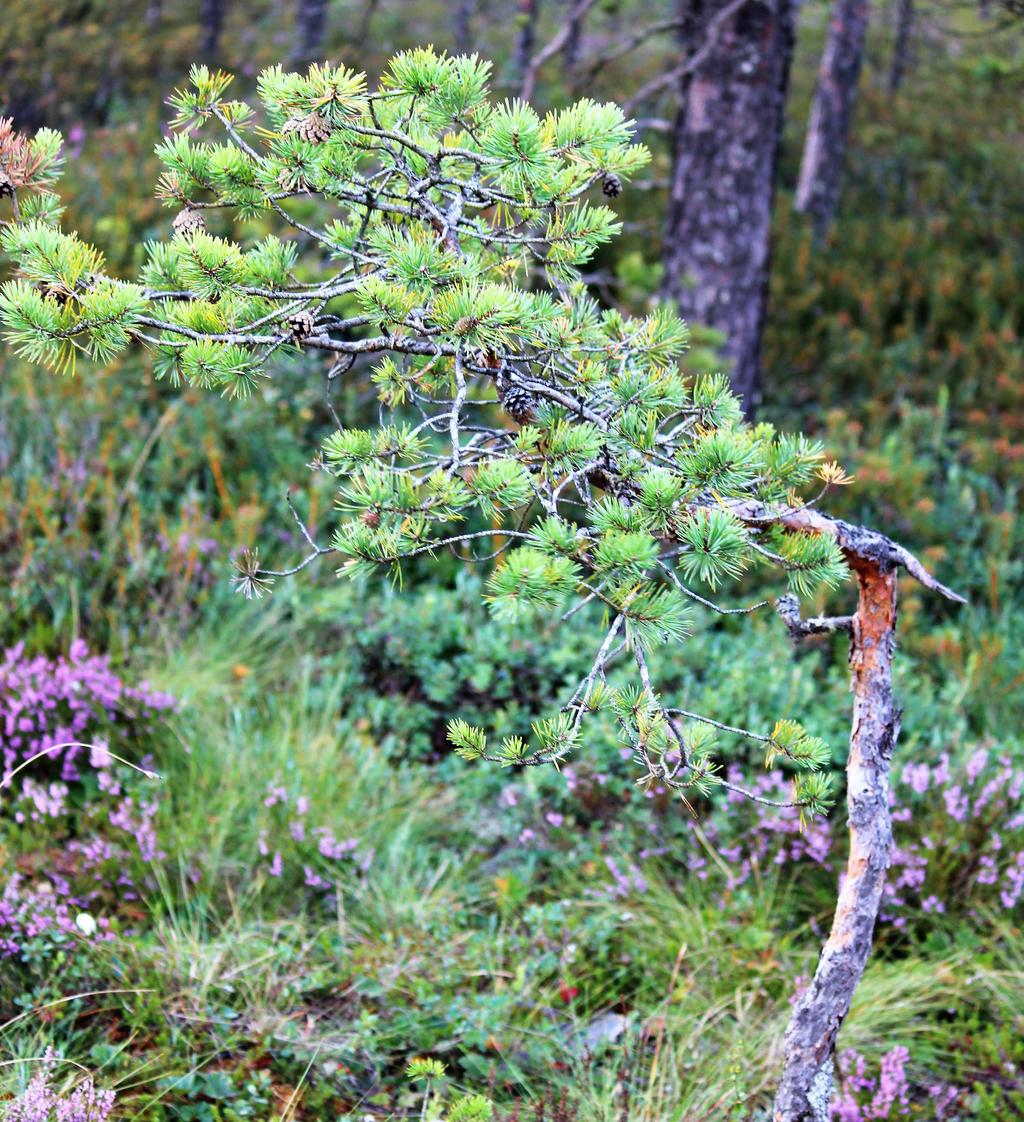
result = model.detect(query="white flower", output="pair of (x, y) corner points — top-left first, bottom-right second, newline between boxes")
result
(75, 912), (98, 937)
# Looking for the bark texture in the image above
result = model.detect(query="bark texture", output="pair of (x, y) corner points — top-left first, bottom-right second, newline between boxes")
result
(453, 0), (475, 53)
(751, 510), (963, 1121)
(794, 0), (870, 239)
(514, 0), (542, 81)
(660, 0), (796, 415)
(564, 0), (586, 70)
(774, 560), (898, 1121)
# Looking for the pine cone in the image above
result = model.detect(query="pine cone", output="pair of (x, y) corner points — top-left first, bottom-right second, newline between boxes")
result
(38, 283), (70, 307)
(287, 311), (318, 341)
(500, 380), (537, 423)
(282, 112), (332, 144)
(172, 206), (206, 238)
(601, 172), (622, 198)
(362, 510), (381, 528)
(0, 170), (14, 199)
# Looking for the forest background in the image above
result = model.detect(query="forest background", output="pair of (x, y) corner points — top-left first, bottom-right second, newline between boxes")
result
(1, 1), (1022, 1119)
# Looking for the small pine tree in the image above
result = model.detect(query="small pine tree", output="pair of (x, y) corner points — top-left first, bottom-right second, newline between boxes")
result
(0, 53), (961, 1119)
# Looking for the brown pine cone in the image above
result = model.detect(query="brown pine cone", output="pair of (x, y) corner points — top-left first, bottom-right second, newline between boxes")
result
(497, 373), (537, 423)
(601, 173), (622, 198)
(172, 206), (206, 238)
(282, 112), (332, 144)
(287, 311), (318, 341)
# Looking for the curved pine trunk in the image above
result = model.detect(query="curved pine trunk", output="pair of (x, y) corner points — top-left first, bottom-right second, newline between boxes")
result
(794, 0), (870, 239)
(660, 0), (796, 416)
(772, 557), (899, 1121)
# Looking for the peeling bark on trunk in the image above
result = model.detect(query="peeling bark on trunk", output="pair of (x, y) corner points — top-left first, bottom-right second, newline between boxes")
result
(660, 0), (796, 415)
(794, 0), (870, 239)
(726, 503), (963, 1120)
(774, 560), (898, 1121)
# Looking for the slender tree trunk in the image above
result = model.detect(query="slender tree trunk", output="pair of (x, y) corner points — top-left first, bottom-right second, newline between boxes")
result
(147, 0), (162, 31)
(774, 562), (898, 1119)
(564, 0), (586, 70)
(453, 0), (475, 53)
(888, 0), (914, 92)
(660, 0), (796, 415)
(794, 0), (870, 239)
(355, 0), (380, 48)
(735, 503), (963, 1120)
(775, 537), (899, 1120)
(293, 0), (329, 63)
(514, 0), (541, 81)
(200, 0), (226, 59)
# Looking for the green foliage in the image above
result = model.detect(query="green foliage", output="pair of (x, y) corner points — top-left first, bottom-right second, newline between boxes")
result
(0, 56), (854, 819)
(0, 9), (1020, 1120)
(677, 509), (750, 589)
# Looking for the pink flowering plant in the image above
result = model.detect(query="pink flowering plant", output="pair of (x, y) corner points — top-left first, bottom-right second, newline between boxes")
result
(0, 642), (173, 968)
(255, 775), (375, 892)
(831, 1047), (962, 1121)
(2, 1049), (115, 1122)
(490, 734), (1024, 933)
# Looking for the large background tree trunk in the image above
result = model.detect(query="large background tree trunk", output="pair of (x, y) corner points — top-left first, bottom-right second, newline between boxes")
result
(794, 0), (870, 238)
(660, 0), (795, 415)
(453, 0), (475, 53)
(564, 0), (586, 71)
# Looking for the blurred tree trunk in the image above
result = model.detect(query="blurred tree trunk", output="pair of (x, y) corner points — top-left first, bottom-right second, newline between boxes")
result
(356, 0), (380, 47)
(564, 0), (586, 70)
(514, 0), (541, 80)
(293, 0), (329, 62)
(200, 0), (226, 59)
(660, 0), (795, 415)
(889, 0), (914, 91)
(794, 0), (870, 239)
(147, 0), (162, 30)
(453, 0), (475, 52)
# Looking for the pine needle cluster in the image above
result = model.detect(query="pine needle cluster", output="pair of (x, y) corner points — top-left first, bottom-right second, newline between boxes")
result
(0, 51), (853, 821)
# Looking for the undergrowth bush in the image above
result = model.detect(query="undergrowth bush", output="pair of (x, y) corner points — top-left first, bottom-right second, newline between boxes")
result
(0, 642), (171, 1000)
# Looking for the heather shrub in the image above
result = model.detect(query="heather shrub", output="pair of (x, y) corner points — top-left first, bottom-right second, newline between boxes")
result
(0, 639), (173, 789)
(831, 1047), (963, 1121)
(1, 1050), (115, 1122)
(0, 642), (172, 983)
